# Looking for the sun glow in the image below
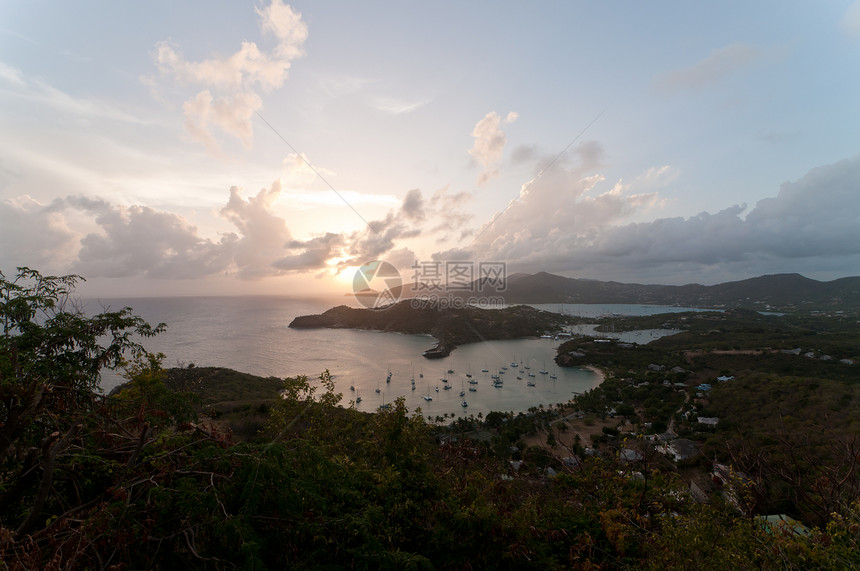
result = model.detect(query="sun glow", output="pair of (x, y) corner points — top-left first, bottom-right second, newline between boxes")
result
(329, 261), (360, 286)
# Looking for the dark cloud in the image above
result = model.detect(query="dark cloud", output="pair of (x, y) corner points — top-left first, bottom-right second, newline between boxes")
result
(463, 153), (860, 283)
(273, 232), (344, 272)
(0, 195), (79, 270)
(401, 188), (425, 221)
(69, 199), (232, 279)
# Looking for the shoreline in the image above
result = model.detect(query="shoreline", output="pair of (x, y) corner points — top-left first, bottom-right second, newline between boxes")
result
(583, 364), (606, 385)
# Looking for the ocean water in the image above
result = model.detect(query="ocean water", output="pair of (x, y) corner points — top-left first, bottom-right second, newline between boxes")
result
(84, 296), (697, 418)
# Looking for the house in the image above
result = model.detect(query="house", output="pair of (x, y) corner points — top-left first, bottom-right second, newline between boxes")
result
(716, 375), (734, 382)
(665, 438), (699, 462)
(619, 448), (644, 463)
(696, 383), (712, 391)
(697, 416), (719, 427)
(647, 364), (665, 371)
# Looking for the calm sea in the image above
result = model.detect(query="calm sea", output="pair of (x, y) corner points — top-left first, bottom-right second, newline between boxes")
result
(84, 297), (697, 418)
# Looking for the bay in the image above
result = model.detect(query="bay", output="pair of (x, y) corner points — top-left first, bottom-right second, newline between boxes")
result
(84, 297), (704, 418)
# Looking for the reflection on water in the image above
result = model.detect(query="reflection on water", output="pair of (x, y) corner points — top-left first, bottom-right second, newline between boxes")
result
(89, 297), (697, 418)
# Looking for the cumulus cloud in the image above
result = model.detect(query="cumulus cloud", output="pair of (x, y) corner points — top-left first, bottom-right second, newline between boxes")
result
(67, 197), (233, 279)
(653, 43), (766, 93)
(2, 180), (311, 281)
(469, 111), (518, 185)
(461, 153), (860, 284)
(401, 188), (425, 221)
(0, 195), (80, 269)
(630, 165), (680, 191)
(344, 212), (420, 267)
(219, 181), (296, 279)
(428, 187), (474, 241)
(151, 1), (307, 151)
(12, 178), (444, 281)
(182, 90), (262, 151)
(281, 153), (336, 186)
(273, 232), (344, 272)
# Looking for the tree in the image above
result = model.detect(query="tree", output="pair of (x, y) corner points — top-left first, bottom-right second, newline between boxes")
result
(112, 351), (198, 427)
(0, 267), (164, 536)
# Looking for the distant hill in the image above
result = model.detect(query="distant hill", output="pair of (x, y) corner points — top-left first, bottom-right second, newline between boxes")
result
(392, 272), (860, 311)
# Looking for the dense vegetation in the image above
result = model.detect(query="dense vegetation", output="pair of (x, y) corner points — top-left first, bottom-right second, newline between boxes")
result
(2, 269), (859, 569)
(555, 307), (859, 531)
(290, 300), (570, 357)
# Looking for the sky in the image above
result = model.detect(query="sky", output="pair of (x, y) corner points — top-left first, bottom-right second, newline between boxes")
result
(2, 1), (860, 297)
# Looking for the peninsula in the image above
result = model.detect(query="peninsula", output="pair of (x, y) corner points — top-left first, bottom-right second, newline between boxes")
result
(289, 299), (570, 358)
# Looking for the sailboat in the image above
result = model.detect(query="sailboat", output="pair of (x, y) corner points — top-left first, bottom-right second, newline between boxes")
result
(423, 384), (433, 401)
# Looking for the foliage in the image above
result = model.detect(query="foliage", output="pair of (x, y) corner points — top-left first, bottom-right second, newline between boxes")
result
(112, 351), (199, 427)
(0, 267), (164, 539)
(2, 268), (858, 568)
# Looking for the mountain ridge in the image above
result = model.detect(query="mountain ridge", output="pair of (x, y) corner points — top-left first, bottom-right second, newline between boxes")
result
(391, 272), (860, 311)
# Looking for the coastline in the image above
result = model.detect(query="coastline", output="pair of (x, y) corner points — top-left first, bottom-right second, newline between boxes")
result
(584, 364), (606, 385)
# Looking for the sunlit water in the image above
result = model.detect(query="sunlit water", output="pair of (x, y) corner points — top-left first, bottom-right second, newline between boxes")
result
(85, 297), (703, 418)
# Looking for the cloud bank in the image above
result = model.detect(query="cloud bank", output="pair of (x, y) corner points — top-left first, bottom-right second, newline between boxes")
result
(2, 152), (858, 286)
(461, 152), (860, 284)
